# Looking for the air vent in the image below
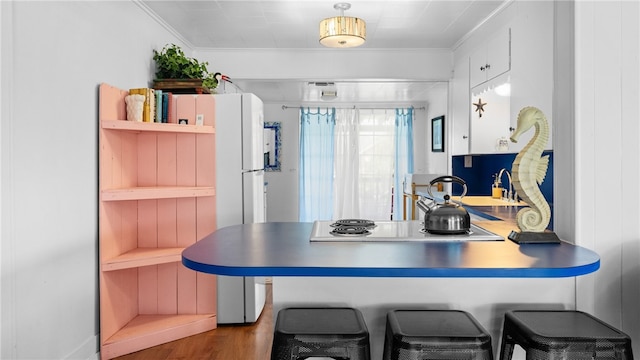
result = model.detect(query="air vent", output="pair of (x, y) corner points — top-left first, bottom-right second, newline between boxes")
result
(308, 81), (335, 87)
(321, 90), (338, 101)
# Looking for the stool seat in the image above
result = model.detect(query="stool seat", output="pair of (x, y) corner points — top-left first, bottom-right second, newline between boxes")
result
(499, 310), (633, 360)
(271, 307), (370, 360)
(383, 310), (493, 360)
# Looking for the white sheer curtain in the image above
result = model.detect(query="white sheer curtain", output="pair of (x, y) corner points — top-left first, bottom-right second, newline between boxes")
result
(333, 108), (360, 219)
(358, 109), (395, 220)
(300, 108), (401, 222)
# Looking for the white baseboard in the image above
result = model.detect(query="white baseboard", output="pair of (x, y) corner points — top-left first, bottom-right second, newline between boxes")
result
(62, 334), (99, 360)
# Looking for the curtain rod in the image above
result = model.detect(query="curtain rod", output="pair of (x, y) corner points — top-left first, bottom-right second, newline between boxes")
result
(281, 105), (426, 111)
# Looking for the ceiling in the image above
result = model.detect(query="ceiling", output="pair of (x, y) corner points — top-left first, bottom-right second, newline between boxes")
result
(142, 0), (508, 103)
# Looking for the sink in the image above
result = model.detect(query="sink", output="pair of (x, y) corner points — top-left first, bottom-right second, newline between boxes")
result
(468, 209), (500, 221)
(451, 196), (527, 207)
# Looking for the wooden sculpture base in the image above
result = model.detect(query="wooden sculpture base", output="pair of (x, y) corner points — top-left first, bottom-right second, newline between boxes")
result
(508, 230), (561, 244)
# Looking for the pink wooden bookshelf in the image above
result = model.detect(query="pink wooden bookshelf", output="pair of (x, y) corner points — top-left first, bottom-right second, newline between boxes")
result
(98, 83), (217, 359)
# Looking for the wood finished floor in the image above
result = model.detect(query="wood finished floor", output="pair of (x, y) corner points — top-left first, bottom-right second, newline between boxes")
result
(115, 284), (274, 360)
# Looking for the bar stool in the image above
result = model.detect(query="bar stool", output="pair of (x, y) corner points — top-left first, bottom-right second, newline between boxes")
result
(271, 307), (371, 360)
(383, 309), (493, 360)
(499, 310), (634, 360)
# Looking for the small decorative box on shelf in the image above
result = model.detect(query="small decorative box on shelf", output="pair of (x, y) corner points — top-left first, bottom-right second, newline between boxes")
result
(153, 79), (211, 94)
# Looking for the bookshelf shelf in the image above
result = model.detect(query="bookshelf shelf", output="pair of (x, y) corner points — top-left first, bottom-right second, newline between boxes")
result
(101, 119), (215, 134)
(101, 314), (216, 360)
(102, 247), (185, 271)
(99, 83), (217, 359)
(101, 186), (215, 201)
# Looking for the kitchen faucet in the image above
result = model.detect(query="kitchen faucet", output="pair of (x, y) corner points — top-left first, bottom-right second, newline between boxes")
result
(498, 168), (516, 202)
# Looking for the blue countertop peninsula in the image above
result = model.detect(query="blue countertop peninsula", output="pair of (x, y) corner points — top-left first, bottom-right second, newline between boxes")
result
(182, 222), (599, 278)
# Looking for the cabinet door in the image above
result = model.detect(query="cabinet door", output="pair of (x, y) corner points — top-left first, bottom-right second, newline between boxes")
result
(451, 55), (470, 155)
(469, 82), (511, 154)
(469, 27), (511, 88)
(485, 28), (511, 80)
(469, 46), (488, 88)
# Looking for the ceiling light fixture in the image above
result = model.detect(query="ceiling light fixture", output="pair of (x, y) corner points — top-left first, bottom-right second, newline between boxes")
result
(319, 3), (366, 48)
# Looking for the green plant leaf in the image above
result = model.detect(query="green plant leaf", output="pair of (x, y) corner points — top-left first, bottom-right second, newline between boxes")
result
(153, 43), (216, 87)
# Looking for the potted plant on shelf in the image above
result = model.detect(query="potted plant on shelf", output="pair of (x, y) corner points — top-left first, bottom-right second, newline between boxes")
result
(152, 43), (217, 93)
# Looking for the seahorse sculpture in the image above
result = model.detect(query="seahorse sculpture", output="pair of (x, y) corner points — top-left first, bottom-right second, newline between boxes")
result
(510, 106), (551, 232)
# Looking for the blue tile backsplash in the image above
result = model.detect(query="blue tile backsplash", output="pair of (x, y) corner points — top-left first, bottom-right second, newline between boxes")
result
(452, 151), (554, 206)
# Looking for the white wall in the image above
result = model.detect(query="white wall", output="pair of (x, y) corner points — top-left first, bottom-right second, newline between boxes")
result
(421, 85), (449, 173)
(0, 2), (188, 358)
(559, 1), (640, 354)
(0, 3), (6, 357)
(196, 48), (452, 81)
(263, 103), (300, 222)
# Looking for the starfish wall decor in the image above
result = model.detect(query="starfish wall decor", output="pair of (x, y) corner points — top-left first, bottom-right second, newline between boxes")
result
(473, 98), (487, 117)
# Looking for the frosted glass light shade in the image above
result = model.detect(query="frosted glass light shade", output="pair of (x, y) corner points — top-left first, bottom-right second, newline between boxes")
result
(319, 16), (366, 48)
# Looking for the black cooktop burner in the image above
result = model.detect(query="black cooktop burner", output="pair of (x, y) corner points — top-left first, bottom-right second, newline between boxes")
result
(330, 226), (372, 236)
(330, 219), (376, 228)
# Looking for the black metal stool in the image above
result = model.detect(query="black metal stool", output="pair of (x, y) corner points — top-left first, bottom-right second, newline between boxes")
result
(499, 310), (633, 360)
(383, 309), (493, 360)
(271, 307), (371, 360)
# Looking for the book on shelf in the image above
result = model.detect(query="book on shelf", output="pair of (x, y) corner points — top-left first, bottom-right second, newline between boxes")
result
(162, 92), (173, 123)
(147, 89), (155, 123)
(128, 88), (190, 124)
(161, 93), (168, 123)
(168, 92), (173, 123)
(155, 90), (162, 123)
(129, 88), (177, 123)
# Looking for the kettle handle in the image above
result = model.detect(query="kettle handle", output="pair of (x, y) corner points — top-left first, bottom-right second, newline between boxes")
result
(427, 175), (468, 199)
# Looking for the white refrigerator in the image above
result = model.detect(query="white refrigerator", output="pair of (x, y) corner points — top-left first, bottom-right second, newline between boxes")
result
(214, 93), (267, 324)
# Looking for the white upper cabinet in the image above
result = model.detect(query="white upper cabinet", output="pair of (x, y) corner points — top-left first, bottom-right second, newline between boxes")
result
(451, 53), (470, 156)
(470, 28), (511, 88)
(469, 74), (512, 154)
(450, 1), (554, 156)
(454, 27), (512, 155)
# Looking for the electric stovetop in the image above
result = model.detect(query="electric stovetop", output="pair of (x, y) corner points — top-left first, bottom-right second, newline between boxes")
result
(309, 220), (504, 242)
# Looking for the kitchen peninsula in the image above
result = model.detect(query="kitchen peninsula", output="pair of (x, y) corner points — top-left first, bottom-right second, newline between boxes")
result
(182, 221), (598, 358)
(182, 222), (597, 277)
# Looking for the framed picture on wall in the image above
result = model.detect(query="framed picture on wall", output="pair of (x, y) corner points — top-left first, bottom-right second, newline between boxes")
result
(431, 115), (444, 152)
(264, 121), (282, 171)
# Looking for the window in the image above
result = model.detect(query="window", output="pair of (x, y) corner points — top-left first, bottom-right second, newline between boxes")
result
(299, 108), (413, 221)
(358, 110), (395, 220)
